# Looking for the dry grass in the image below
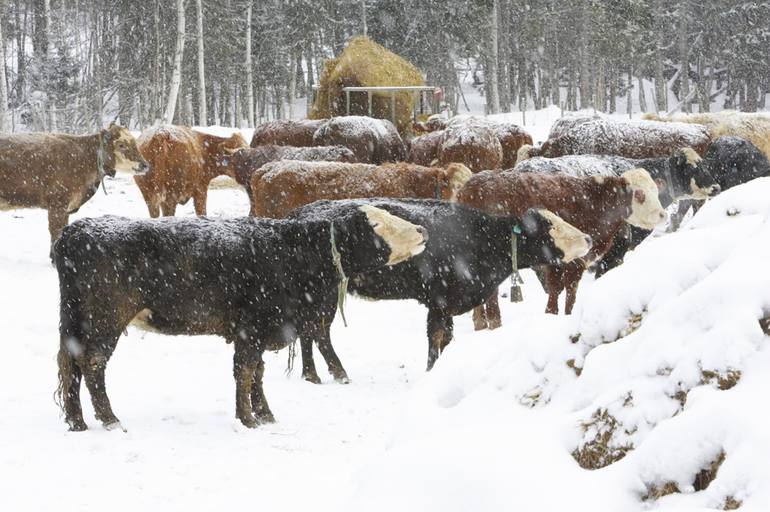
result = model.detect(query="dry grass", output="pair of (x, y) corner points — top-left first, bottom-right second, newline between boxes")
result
(641, 451), (726, 504)
(572, 408), (633, 469)
(619, 308), (646, 339)
(701, 368), (741, 390)
(642, 481), (680, 501)
(566, 358), (582, 377)
(309, 36), (425, 134)
(694, 450), (726, 491)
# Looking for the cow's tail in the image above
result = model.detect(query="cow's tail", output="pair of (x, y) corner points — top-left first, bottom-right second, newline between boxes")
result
(53, 231), (84, 414)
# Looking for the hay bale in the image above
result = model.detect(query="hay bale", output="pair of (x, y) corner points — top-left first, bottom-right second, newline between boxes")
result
(310, 36), (425, 135)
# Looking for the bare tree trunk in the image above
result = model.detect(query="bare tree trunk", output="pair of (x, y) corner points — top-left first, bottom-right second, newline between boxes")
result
(163, 0), (186, 125)
(245, 2), (254, 128)
(360, 0), (367, 36)
(637, 74), (648, 113)
(195, 0), (206, 125)
(485, 0), (500, 114)
(678, 14), (691, 113)
(497, 0), (511, 112)
(0, 0), (9, 131)
(288, 52), (296, 119)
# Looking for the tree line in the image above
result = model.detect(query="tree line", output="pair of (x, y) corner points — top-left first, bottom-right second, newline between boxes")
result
(0, 0), (767, 133)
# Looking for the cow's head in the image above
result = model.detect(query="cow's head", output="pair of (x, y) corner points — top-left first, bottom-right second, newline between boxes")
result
(330, 145), (358, 163)
(216, 132), (249, 172)
(663, 147), (720, 200)
(520, 208), (592, 264)
(620, 168), (668, 230)
(102, 123), (149, 176)
(331, 205), (427, 274)
(442, 163), (473, 201)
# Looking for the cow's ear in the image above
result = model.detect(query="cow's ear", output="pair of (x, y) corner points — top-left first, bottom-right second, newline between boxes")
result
(654, 178), (667, 192)
(634, 189), (646, 203)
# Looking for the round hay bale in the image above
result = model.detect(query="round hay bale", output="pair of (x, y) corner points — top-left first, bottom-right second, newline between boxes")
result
(438, 121), (503, 172)
(309, 36), (425, 135)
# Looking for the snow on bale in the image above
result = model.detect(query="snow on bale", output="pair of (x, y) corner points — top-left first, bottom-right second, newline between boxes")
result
(644, 111), (770, 161)
(346, 177), (770, 511)
(309, 36), (425, 135)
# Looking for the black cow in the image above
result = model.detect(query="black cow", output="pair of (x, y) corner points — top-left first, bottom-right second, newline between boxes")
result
(671, 136), (770, 229)
(287, 198), (592, 378)
(54, 207), (427, 431)
(598, 137), (770, 277)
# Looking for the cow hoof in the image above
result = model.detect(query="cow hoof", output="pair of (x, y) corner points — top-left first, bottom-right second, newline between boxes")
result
(487, 319), (502, 330)
(333, 374), (350, 385)
(257, 412), (276, 425)
(238, 415), (259, 429)
(103, 420), (127, 432)
(473, 320), (488, 331)
(302, 372), (322, 384)
(67, 420), (88, 432)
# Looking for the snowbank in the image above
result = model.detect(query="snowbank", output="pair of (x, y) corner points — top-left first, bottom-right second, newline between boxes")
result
(348, 178), (770, 511)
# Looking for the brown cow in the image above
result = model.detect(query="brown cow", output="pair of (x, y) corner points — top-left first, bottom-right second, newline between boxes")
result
(0, 123), (148, 252)
(437, 120), (503, 172)
(134, 126), (247, 217)
(408, 130), (444, 166)
(312, 116), (407, 164)
(250, 119), (326, 147)
(494, 122), (533, 168)
(457, 168), (666, 322)
(521, 118), (711, 160)
(251, 161), (473, 218)
(225, 145), (357, 213)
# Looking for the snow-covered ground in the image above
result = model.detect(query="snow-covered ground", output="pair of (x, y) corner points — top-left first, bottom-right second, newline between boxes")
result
(2, 104), (770, 511)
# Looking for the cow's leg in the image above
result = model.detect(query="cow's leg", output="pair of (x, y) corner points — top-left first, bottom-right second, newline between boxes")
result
(299, 337), (322, 384)
(249, 355), (275, 424)
(81, 338), (123, 430)
(314, 323), (349, 384)
(135, 180), (161, 218)
(543, 266), (562, 315)
(233, 339), (259, 428)
(57, 347), (87, 431)
(47, 208), (68, 259)
(472, 305), (488, 331)
(563, 264), (585, 315)
(670, 200), (694, 231)
(160, 199), (177, 217)
(426, 307), (452, 371)
(192, 186), (208, 216)
(485, 290), (502, 329)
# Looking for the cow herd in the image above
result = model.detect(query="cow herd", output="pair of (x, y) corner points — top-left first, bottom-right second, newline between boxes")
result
(0, 108), (768, 432)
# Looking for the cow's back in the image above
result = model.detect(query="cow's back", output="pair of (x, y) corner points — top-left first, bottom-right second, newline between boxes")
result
(0, 133), (94, 209)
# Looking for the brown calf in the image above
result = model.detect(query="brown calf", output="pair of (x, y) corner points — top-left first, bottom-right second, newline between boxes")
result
(250, 119), (326, 147)
(312, 116), (407, 164)
(226, 145), (357, 213)
(0, 123), (147, 252)
(457, 169), (666, 321)
(408, 130), (444, 166)
(438, 120), (503, 172)
(251, 161), (472, 218)
(134, 126), (247, 217)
